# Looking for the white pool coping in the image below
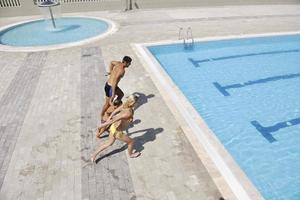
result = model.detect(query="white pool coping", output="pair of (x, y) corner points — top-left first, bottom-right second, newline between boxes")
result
(133, 31), (300, 200)
(0, 16), (118, 52)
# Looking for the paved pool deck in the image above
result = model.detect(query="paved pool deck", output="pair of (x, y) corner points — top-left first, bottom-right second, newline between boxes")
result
(0, 4), (300, 200)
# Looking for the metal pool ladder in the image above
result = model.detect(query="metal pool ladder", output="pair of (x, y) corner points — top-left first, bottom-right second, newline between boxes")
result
(178, 27), (194, 48)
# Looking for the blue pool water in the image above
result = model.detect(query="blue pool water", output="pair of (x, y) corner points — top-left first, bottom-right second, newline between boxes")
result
(0, 17), (109, 46)
(148, 35), (300, 200)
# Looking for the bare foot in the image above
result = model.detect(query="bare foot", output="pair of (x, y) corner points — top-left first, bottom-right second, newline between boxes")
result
(91, 155), (96, 163)
(129, 152), (141, 158)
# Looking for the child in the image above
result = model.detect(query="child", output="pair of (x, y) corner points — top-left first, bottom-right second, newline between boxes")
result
(96, 99), (122, 138)
(92, 95), (140, 162)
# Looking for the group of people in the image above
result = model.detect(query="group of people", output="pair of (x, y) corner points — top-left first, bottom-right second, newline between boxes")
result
(91, 56), (141, 163)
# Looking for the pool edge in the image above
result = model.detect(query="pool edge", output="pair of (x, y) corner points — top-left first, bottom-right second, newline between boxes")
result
(0, 16), (118, 52)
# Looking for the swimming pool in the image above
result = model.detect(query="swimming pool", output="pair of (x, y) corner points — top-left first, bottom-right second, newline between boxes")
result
(0, 17), (115, 51)
(145, 34), (300, 200)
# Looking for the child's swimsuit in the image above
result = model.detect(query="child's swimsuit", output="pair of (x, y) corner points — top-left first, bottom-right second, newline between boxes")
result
(109, 123), (124, 138)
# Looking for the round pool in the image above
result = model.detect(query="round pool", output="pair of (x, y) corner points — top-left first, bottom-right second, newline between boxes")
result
(0, 17), (116, 51)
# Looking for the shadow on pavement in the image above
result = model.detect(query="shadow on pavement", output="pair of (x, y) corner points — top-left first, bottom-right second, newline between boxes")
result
(130, 127), (164, 152)
(133, 92), (155, 111)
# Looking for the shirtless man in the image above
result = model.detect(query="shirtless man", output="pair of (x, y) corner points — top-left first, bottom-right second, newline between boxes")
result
(100, 56), (132, 122)
(91, 95), (140, 162)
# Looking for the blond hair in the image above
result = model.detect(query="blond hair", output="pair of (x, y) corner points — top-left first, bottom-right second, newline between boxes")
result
(123, 94), (138, 108)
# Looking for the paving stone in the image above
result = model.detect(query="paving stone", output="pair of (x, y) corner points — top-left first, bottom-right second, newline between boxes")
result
(0, 52), (47, 189)
(80, 47), (135, 200)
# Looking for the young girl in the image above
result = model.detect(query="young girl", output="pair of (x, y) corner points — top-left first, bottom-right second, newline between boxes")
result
(91, 95), (141, 162)
(96, 99), (122, 138)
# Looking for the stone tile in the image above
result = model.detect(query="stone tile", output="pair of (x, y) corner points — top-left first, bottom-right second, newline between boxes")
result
(80, 47), (135, 200)
(0, 52), (47, 188)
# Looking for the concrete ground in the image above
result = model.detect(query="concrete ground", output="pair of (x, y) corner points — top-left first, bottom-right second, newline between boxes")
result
(0, 4), (300, 200)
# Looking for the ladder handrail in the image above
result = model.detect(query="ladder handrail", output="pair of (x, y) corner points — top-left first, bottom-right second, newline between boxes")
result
(178, 27), (186, 45)
(186, 27), (194, 45)
(178, 27), (184, 40)
(178, 27), (194, 48)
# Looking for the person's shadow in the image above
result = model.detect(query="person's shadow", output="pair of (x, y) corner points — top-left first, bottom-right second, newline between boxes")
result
(125, 119), (141, 133)
(95, 144), (128, 163)
(95, 127), (163, 163)
(133, 92), (155, 111)
(129, 127), (164, 152)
